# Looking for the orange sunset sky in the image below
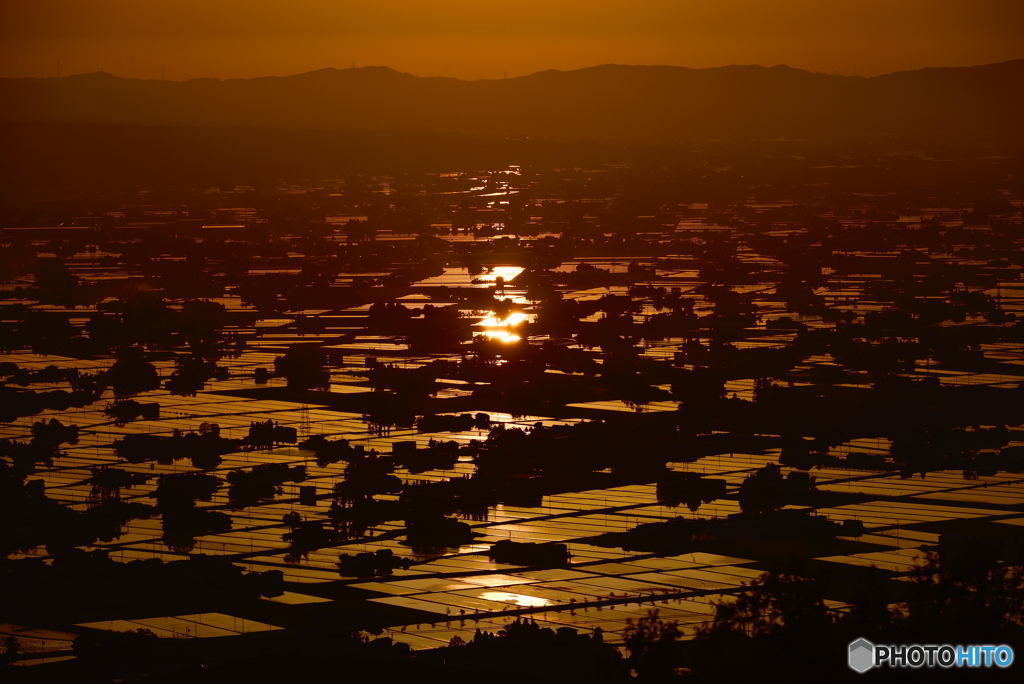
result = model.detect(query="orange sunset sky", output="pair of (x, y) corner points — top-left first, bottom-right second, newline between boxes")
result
(2, 0), (1023, 80)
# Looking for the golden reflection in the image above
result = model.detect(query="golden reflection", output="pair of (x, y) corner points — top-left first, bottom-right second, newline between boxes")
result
(476, 266), (524, 283)
(479, 590), (551, 607)
(479, 311), (528, 343)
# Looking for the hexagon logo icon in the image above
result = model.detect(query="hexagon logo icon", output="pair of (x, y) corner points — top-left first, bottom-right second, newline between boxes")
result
(848, 638), (875, 674)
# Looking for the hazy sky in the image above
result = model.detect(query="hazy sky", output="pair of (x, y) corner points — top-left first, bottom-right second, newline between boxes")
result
(2, 0), (1022, 80)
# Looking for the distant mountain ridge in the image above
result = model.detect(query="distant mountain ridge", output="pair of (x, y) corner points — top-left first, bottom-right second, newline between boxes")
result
(1, 60), (1022, 144)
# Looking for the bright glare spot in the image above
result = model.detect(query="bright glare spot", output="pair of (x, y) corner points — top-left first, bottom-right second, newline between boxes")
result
(479, 591), (551, 607)
(477, 266), (524, 283)
(479, 310), (528, 343)
(480, 311), (528, 328)
(483, 330), (521, 343)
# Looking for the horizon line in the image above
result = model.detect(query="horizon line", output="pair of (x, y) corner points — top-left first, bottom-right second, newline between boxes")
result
(4, 58), (1024, 83)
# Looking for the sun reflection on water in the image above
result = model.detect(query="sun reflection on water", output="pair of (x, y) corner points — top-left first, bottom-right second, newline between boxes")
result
(479, 311), (528, 343)
(479, 590), (551, 607)
(476, 266), (524, 283)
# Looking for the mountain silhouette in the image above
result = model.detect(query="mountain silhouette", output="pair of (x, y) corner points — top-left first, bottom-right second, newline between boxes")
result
(2, 61), (1022, 144)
